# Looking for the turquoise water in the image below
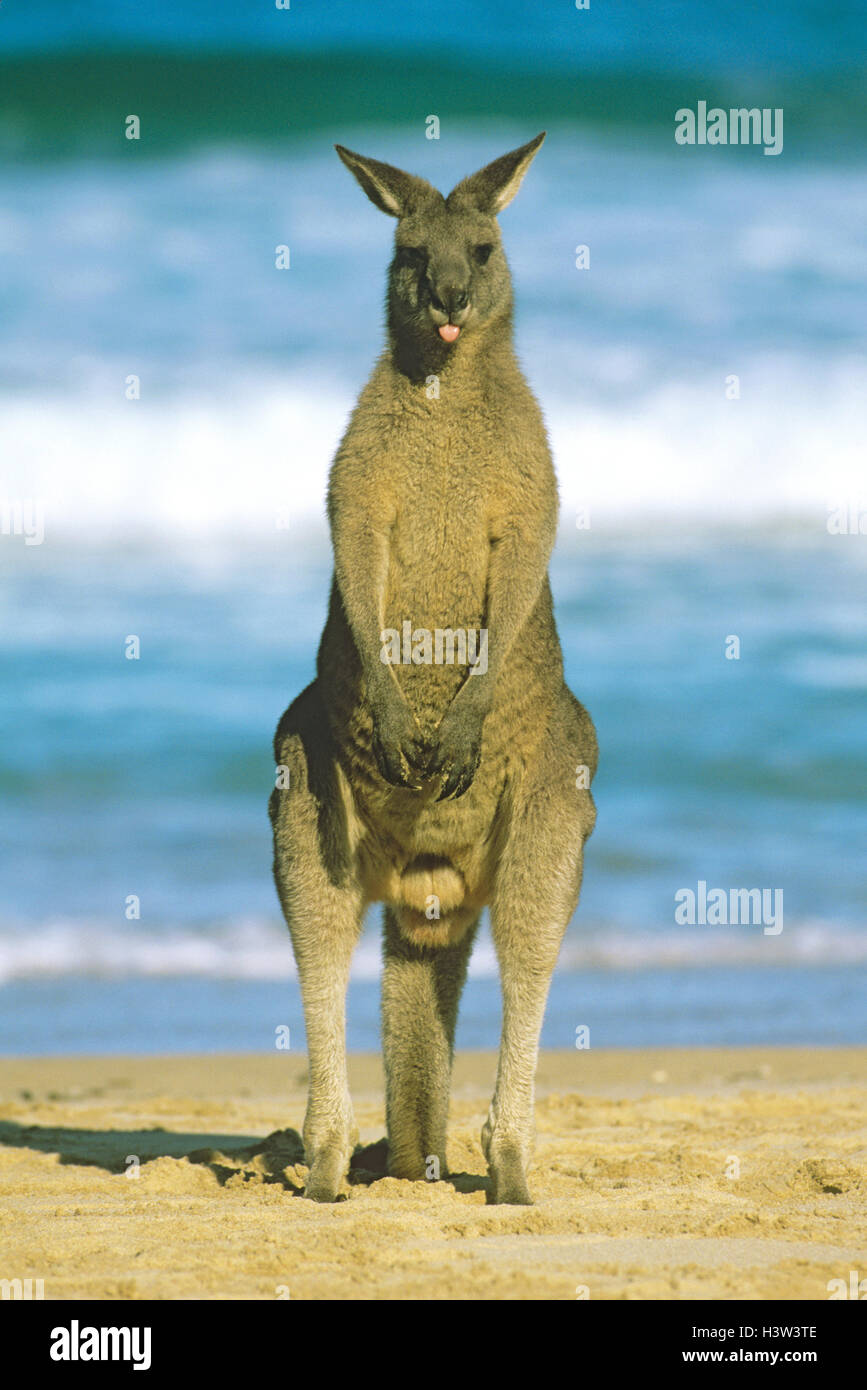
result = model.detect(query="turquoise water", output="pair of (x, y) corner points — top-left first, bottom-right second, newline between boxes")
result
(1, 531), (865, 1051)
(2, 1), (865, 160)
(4, 968), (864, 1055)
(0, 3), (865, 1051)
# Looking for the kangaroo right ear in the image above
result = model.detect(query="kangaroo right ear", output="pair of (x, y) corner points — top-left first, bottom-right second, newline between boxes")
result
(335, 145), (438, 218)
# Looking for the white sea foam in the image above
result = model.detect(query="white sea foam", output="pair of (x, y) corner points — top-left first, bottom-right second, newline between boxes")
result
(1, 355), (864, 540)
(2, 140), (864, 537)
(0, 918), (864, 985)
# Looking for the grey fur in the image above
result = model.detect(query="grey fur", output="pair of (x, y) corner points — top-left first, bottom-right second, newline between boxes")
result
(270, 134), (597, 1204)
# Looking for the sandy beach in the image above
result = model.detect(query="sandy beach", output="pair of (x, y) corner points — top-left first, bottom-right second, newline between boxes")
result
(0, 1048), (864, 1301)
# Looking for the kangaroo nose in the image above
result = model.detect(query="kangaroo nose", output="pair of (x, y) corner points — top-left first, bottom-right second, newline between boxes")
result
(448, 288), (469, 311)
(430, 284), (470, 316)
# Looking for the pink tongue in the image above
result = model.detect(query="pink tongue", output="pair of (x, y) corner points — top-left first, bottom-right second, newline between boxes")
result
(438, 324), (461, 342)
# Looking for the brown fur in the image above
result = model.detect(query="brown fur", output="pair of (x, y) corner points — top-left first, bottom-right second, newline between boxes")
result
(270, 133), (597, 1203)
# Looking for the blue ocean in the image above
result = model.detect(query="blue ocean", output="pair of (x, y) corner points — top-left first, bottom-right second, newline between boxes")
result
(0, 2), (865, 1053)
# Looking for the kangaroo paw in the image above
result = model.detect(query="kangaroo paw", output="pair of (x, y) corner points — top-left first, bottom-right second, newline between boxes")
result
(430, 705), (483, 800)
(371, 705), (431, 789)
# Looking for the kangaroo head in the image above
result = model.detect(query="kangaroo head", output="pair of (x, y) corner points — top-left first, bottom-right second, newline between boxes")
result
(335, 133), (545, 372)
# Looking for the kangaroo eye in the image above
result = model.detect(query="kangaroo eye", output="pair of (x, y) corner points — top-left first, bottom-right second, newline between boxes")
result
(473, 243), (493, 266)
(395, 245), (427, 270)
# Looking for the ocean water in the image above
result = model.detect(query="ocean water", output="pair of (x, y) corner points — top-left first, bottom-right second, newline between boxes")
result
(2, 527), (865, 1052)
(0, 3), (865, 1053)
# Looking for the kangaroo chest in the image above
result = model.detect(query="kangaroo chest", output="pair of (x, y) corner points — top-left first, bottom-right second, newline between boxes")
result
(382, 424), (492, 634)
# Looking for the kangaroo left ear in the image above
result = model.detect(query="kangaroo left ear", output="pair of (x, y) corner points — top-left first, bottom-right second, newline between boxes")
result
(447, 132), (546, 215)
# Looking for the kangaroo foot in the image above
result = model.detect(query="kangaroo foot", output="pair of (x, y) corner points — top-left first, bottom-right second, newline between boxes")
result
(486, 1142), (533, 1205)
(304, 1143), (351, 1203)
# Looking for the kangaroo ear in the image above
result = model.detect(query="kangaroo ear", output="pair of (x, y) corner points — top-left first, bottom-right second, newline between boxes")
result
(334, 145), (438, 218)
(448, 132), (546, 215)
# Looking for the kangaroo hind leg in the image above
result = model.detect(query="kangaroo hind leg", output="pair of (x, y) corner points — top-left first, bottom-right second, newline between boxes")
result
(485, 752), (594, 1204)
(270, 684), (364, 1202)
(382, 905), (479, 1182)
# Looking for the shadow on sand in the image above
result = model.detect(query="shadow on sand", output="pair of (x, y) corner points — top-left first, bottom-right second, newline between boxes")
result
(0, 1121), (488, 1197)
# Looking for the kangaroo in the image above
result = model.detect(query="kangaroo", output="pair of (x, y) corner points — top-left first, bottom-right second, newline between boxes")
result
(270, 132), (597, 1204)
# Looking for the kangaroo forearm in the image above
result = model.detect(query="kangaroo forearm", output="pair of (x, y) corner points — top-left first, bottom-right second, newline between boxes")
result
(332, 529), (393, 695)
(331, 535), (411, 718)
(463, 531), (552, 710)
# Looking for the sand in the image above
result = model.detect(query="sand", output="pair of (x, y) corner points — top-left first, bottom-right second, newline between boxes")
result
(0, 1048), (864, 1301)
